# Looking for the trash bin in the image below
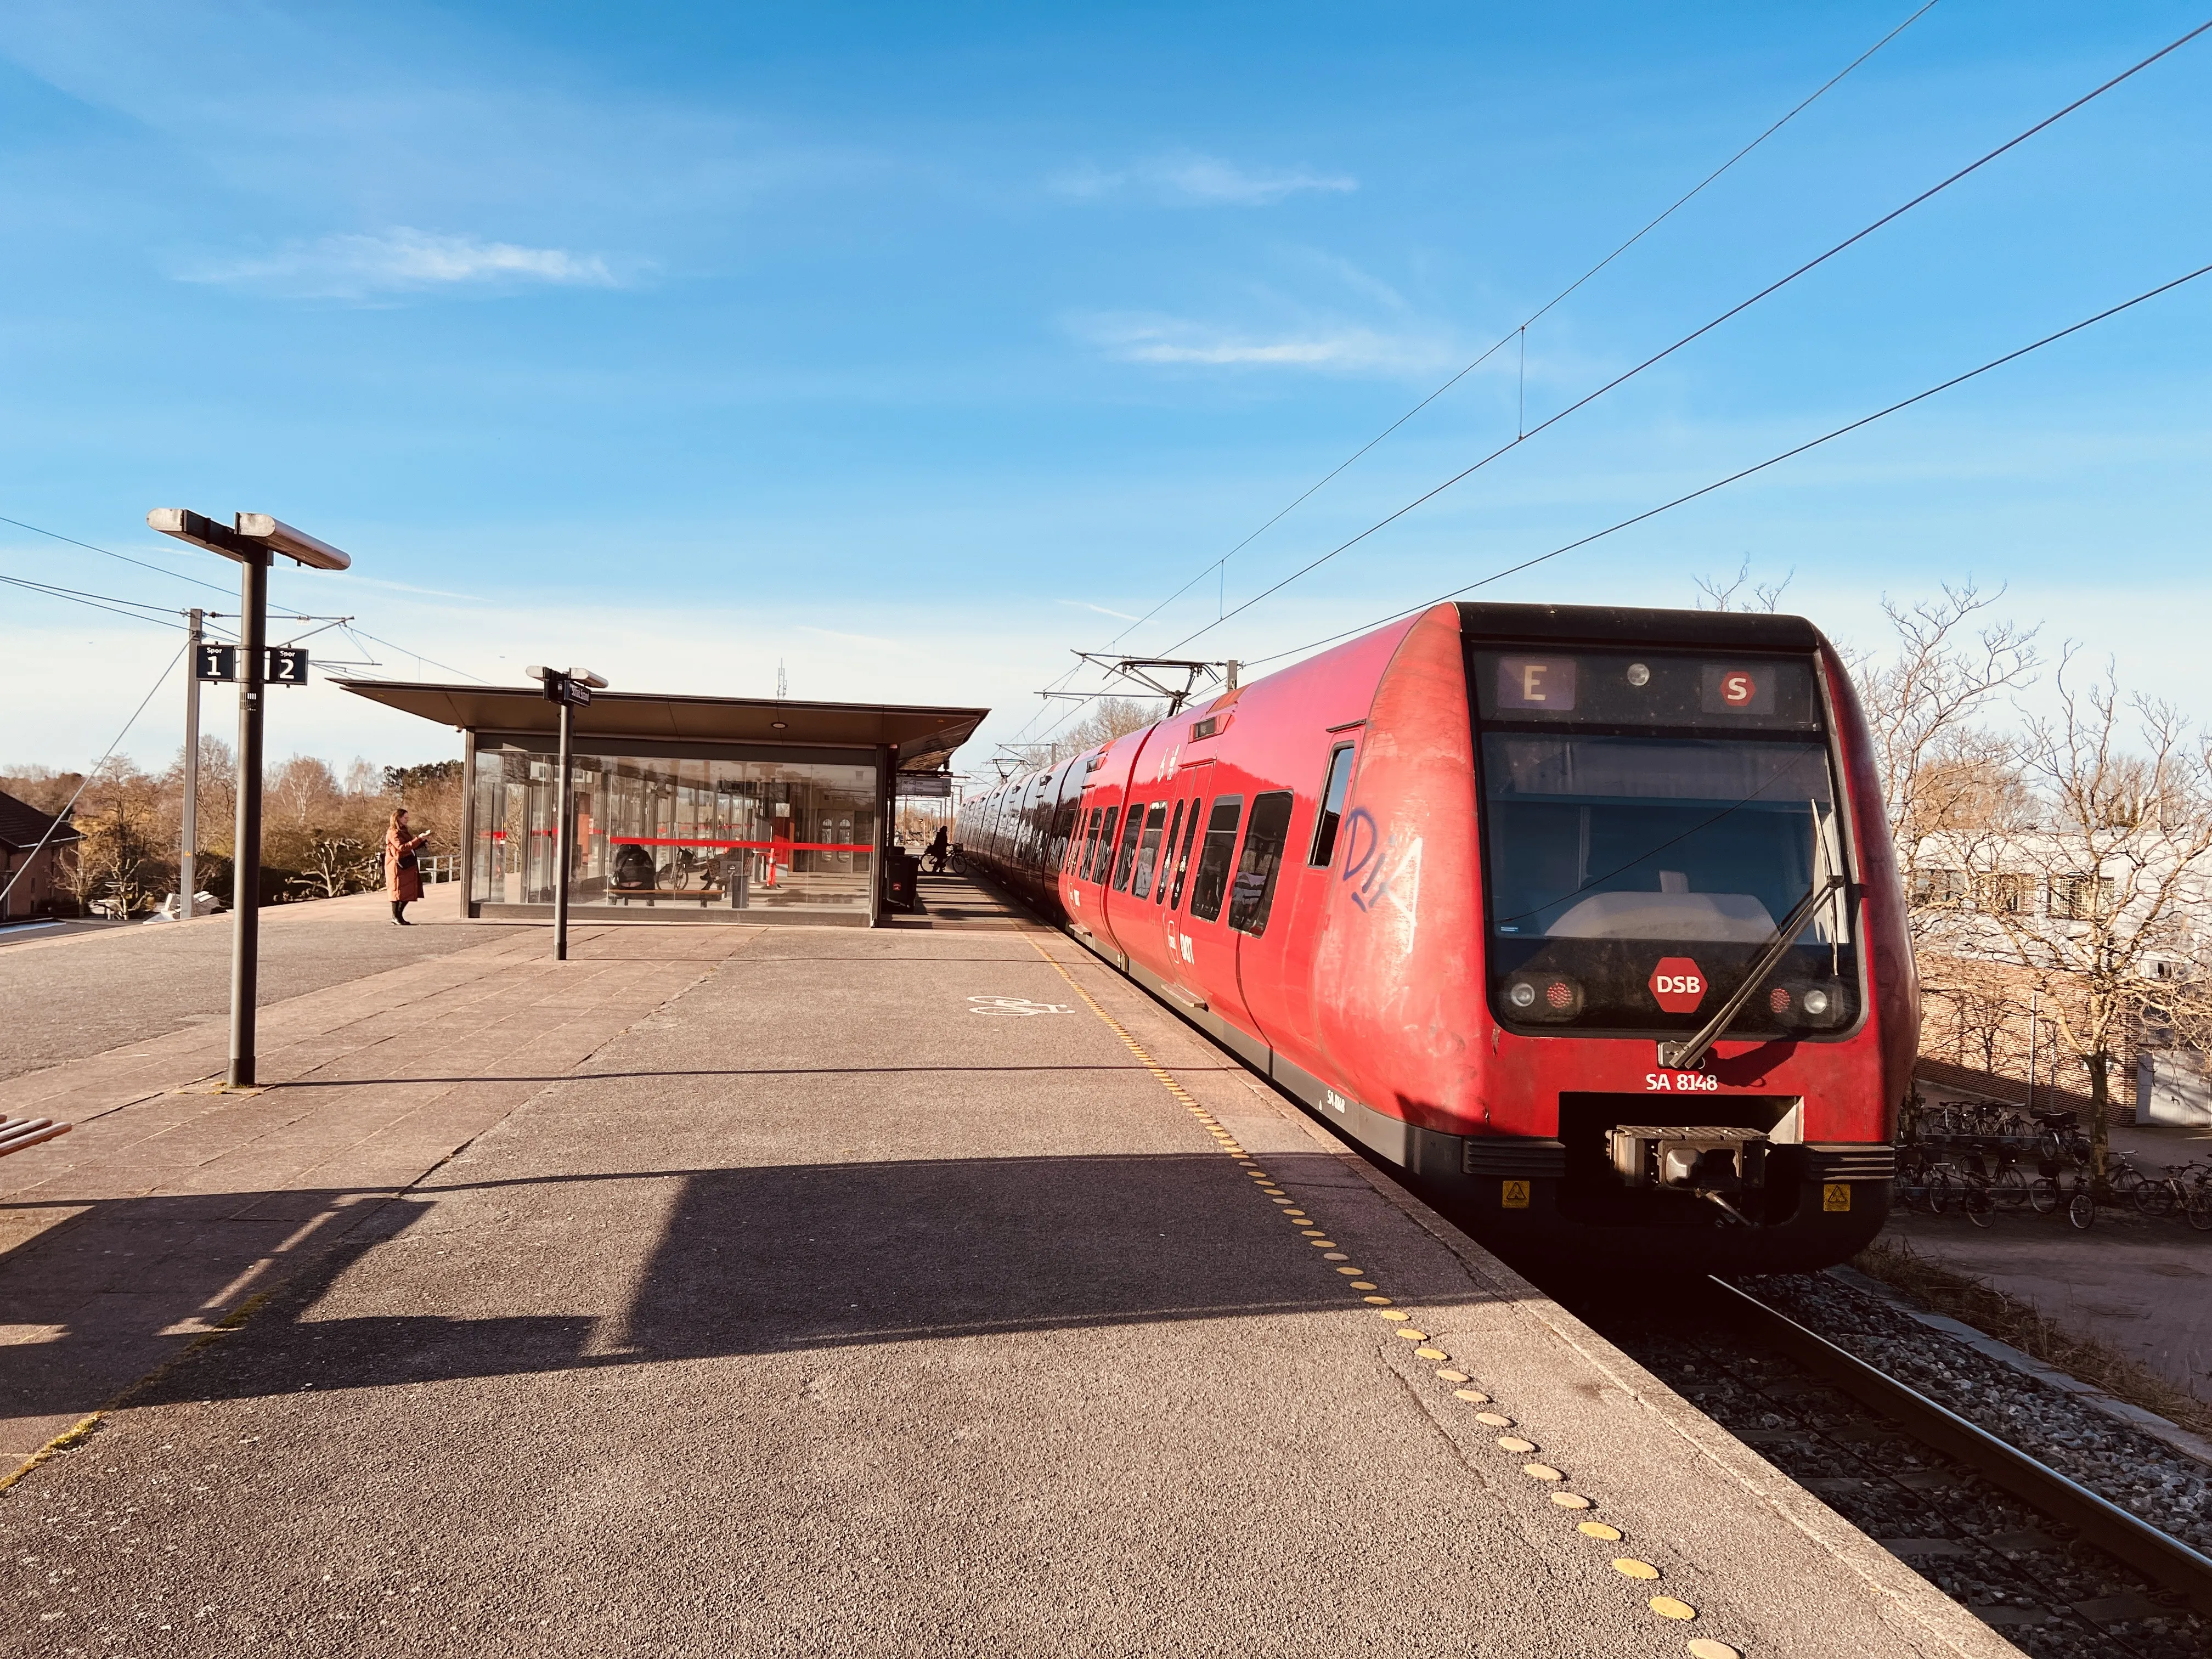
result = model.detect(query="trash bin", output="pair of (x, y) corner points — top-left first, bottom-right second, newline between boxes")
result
(884, 848), (919, 913)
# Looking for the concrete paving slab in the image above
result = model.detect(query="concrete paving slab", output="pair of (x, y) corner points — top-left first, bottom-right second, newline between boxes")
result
(0, 917), (2012, 1657)
(0, 891), (541, 1081)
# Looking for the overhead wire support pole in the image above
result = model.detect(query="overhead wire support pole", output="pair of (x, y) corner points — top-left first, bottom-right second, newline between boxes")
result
(231, 547), (270, 1084)
(181, 608), (202, 920)
(150, 509), (353, 1090)
(555, 692), (574, 960)
(527, 664), (608, 963)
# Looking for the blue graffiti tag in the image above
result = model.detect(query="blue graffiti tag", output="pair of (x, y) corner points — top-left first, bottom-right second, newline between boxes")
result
(1339, 807), (1397, 912)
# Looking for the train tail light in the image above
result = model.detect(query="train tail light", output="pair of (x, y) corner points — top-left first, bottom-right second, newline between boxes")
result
(1504, 973), (1583, 1022)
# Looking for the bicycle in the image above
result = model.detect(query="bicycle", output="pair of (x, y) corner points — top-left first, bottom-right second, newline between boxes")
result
(2025, 1151), (2098, 1229)
(2136, 1161), (2204, 1220)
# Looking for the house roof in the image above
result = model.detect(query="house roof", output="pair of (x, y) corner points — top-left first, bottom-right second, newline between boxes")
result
(0, 789), (80, 852)
(334, 680), (989, 776)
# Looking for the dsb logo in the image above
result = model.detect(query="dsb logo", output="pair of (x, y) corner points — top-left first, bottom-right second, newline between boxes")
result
(1649, 957), (1706, 1013)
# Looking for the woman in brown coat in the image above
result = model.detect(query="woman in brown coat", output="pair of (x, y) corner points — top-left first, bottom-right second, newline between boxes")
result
(385, 808), (430, 925)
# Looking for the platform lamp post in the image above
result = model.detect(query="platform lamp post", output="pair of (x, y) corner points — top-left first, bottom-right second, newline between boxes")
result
(526, 665), (608, 962)
(149, 510), (352, 1088)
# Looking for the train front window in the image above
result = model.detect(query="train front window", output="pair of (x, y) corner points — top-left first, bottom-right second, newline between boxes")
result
(1472, 648), (1858, 1036)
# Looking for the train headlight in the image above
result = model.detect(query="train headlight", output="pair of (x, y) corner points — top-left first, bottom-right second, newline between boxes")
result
(1802, 988), (1831, 1017)
(1626, 662), (1651, 687)
(1508, 981), (1537, 1009)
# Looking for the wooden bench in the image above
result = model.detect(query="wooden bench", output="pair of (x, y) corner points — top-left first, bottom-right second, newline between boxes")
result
(0, 1118), (71, 1158)
(604, 887), (727, 908)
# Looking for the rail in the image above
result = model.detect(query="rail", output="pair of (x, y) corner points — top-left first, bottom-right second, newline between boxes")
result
(1712, 1275), (2212, 1618)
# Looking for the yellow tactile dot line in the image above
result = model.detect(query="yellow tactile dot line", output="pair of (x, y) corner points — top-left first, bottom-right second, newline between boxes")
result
(1024, 936), (1730, 1655)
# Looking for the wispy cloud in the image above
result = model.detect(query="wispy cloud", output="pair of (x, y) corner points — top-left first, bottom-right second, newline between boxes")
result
(1054, 151), (1355, 207)
(1076, 313), (1451, 375)
(796, 623), (898, 648)
(1057, 599), (1140, 622)
(180, 228), (624, 299)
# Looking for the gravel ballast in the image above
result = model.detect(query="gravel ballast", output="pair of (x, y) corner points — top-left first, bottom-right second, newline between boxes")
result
(1742, 1269), (2212, 1557)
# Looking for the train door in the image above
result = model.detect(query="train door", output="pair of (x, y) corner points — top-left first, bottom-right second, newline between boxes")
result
(1173, 783), (1261, 1037)
(1152, 763), (1211, 999)
(1237, 734), (1360, 1062)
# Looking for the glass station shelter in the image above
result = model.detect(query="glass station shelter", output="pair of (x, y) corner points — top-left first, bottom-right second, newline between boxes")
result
(337, 680), (986, 927)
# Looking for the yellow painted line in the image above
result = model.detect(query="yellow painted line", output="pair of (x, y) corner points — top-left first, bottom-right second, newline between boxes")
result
(0, 1412), (102, 1494)
(1022, 935), (1748, 1651)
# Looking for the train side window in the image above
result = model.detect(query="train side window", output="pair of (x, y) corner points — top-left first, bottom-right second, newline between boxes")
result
(1155, 800), (1185, 903)
(1228, 792), (1295, 935)
(1110, 805), (1146, 891)
(1186, 795), (1245, 922)
(1308, 745), (1356, 867)
(1083, 807), (1117, 883)
(1168, 795), (1202, 909)
(1049, 794), (1080, 871)
(1130, 802), (1169, 899)
(1065, 803), (1094, 872)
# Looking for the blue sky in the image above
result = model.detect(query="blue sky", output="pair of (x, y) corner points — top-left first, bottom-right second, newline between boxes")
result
(2, 1), (2207, 775)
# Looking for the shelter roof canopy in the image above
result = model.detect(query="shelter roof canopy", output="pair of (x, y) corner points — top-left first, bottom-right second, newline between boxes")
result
(334, 681), (986, 776)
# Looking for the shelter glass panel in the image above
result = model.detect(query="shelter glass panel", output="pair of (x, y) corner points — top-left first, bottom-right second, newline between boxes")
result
(471, 744), (877, 917)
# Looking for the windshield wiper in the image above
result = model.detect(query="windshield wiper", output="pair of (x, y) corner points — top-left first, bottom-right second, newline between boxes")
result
(1656, 876), (1848, 1073)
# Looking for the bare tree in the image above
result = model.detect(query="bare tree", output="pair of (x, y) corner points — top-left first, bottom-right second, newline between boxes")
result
(1047, 696), (1163, 766)
(1938, 655), (2212, 1176)
(61, 770), (168, 916)
(1857, 584), (2039, 947)
(1694, 557), (1794, 613)
(289, 829), (382, 900)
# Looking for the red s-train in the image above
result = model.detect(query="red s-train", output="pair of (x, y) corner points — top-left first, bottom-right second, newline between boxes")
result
(960, 602), (1915, 1272)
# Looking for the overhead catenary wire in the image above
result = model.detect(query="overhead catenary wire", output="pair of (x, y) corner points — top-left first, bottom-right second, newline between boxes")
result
(341, 624), (489, 685)
(1012, 258), (2212, 761)
(1239, 259), (2212, 670)
(1000, 4), (1940, 757)
(0, 643), (187, 913)
(1091, 0), (1946, 657)
(1158, 13), (2212, 659)
(0, 572), (202, 631)
(0, 504), (490, 683)
(0, 512), (232, 597)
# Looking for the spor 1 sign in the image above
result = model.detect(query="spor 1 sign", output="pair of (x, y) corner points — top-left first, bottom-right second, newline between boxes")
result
(1648, 956), (1706, 1014)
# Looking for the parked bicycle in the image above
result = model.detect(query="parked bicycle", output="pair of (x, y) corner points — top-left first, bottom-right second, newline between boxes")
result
(2135, 1162), (2212, 1231)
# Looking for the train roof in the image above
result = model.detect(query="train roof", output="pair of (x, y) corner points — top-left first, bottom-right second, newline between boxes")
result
(1455, 601), (1821, 651)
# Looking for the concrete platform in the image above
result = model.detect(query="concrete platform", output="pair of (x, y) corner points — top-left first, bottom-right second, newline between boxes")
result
(0, 907), (2012, 1656)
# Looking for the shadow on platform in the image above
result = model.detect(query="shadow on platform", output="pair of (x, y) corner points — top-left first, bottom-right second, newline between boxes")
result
(3, 1150), (1437, 1425)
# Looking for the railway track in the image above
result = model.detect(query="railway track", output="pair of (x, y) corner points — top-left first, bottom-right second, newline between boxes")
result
(1554, 1270), (2211, 1659)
